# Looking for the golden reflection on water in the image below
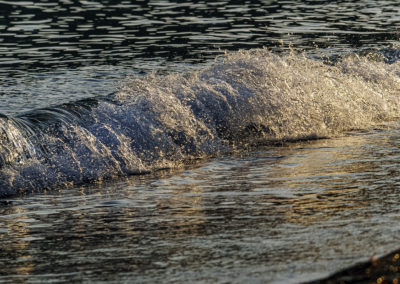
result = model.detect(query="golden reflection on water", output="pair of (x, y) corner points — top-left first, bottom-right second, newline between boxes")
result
(251, 132), (393, 226)
(136, 130), (394, 231)
(0, 127), (400, 283)
(0, 205), (34, 279)
(284, 188), (368, 226)
(156, 184), (206, 237)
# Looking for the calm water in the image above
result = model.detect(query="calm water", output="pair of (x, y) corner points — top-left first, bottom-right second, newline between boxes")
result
(1, 0), (400, 283)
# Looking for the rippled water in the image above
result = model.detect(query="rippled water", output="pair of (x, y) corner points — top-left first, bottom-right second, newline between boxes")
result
(2, 0), (400, 283)
(2, 127), (400, 283)
(1, 0), (400, 114)
(1, 0), (400, 68)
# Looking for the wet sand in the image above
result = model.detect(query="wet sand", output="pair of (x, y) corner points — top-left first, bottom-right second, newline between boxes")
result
(307, 250), (400, 284)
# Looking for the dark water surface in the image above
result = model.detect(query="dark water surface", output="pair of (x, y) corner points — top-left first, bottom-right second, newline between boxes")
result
(1, 0), (400, 114)
(2, 0), (400, 283)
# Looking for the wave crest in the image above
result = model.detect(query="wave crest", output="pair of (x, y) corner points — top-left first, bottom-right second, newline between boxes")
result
(1, 49), (400, 196)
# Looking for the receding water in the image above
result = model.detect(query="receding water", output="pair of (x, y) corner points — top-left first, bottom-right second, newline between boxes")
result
(2, 0), (400, 283)
(3, 128), (400, 283)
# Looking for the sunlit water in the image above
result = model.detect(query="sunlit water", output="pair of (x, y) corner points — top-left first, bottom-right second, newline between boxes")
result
(2, 127), (400, 283)
(2, 0), (400, 283)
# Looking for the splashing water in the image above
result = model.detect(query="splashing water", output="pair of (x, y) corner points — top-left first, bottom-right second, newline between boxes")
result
(1, 49), (400, 196)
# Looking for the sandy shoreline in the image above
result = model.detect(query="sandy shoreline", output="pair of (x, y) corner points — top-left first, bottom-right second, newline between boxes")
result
(307, 250), (400, 284)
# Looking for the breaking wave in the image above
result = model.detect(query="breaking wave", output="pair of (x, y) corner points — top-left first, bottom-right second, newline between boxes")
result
(1, 49), (400, 196)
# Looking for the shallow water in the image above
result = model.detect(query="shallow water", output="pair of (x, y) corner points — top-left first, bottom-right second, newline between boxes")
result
(2, 0), (400, 283)
(2, 127), (400, 283)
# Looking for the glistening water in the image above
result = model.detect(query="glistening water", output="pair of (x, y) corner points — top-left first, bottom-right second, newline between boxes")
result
(4, 129), (400, 283)
(2, 0), (400, 283)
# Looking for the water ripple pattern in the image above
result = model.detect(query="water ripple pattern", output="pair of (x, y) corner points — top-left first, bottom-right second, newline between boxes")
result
(1, 128), (400, 283)
(1, 0), (400, 70)
(1, 0), (400, 114)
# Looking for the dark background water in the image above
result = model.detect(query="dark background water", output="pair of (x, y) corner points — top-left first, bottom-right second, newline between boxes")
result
(1, 0), (400, 71)
(1, 0), (400, 114)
